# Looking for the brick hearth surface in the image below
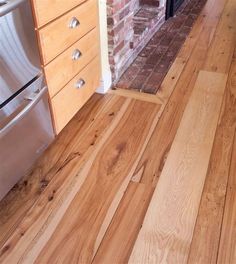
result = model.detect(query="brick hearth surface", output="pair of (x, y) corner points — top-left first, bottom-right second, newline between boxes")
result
(115, 0), (207, 94)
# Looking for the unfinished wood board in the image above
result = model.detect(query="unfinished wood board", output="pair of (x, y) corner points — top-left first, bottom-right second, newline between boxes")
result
(109, 88), (163, 104)
(93, 182), (154, 264)
(129, 70), (227, 263)
(188, 59), (236, 263)
(132, 22), (218, 185)
(217, 134), (236, 264)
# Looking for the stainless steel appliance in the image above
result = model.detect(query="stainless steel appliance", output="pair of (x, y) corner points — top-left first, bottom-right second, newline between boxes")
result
(0, 0), (55, 200)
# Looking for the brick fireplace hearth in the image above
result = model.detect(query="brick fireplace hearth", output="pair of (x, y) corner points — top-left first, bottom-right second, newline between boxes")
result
(107, 0), (166, 82)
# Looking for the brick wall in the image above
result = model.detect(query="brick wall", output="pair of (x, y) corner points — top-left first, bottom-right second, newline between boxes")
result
(107, 0), (137, 81)
(107, 0), (166, 82)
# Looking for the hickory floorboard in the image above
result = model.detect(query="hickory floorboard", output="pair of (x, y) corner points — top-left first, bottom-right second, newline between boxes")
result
(0, 0), (235, 261)
(188, 56), (236, 263)
(0, 99), (161, 263)
(217, 133), (236, 264)
(93, 182), (154, 263)
(131, 17), (221, 184)
(89, 9), (223, 258)
(0, 93), (114, 248)
(0, 94), (128, 256)
(129, 71), (227, 263)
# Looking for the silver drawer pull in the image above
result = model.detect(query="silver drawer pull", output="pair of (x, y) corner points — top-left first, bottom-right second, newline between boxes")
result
(75, 79), (85, 89)
(72, 49), (82, 60)
(69, 17), (80, 28)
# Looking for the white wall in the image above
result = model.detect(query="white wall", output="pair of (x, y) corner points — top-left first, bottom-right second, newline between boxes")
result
(96, 0), (112, 94)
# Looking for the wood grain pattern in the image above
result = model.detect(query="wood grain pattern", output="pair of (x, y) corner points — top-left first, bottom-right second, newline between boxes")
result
(0, 98), (161, 263)
(38, 0), (98, 64)
(0, 93), (112, 248)
(33, 100), (160, 264)
(217, 134), (236, 264)
(51, 57), (100, 133)
(129, 70), (227, 263)
(0, 0), (235, 261)
(44, 28), (99, 97)
(188, 58), (236, 263)
(132, 22), (218, 185)
(109, 88), (164, 104)
(0, 94), (125, 252)
(203, 0), (236, 73)
(93, 182), (154, 263)
(31, 0), (86, 28)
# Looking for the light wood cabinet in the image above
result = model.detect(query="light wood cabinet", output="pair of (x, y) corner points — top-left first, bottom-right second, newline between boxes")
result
(31, 0), (86, 28)
(38, 0), (98, 64)
(51, 57), (100, 133)
(31, 0), (101, 134)
(44, 28), (99, 97)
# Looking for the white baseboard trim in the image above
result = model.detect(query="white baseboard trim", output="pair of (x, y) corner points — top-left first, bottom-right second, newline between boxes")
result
(96, 69), (112, 94)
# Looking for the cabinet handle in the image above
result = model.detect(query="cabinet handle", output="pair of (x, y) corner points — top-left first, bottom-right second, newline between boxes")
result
(75, 79), (85, 89)
(69, 17), (80, 28)
(72, 49), (82, 60)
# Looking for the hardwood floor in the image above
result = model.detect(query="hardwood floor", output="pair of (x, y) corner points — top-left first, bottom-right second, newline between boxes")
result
(0, 0), (236, 262)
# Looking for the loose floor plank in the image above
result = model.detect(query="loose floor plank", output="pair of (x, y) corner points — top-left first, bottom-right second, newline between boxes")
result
(217, 134), (236, 264)
(188, 58), (236, 263)
(129, 70), (227, 263)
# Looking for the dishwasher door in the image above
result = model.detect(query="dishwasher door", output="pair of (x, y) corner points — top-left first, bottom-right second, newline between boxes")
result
(0, 76), (55, 200)
(0, 0), (42, 105)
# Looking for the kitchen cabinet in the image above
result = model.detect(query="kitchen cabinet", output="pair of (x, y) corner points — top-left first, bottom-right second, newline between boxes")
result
(31, 0), (101, 134)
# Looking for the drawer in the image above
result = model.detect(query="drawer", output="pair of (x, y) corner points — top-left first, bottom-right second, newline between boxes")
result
(51, 57), (100, 134)
(45, 28), (99, 98)
(38, 0), (98, 65)
(32, 0), (86, 28)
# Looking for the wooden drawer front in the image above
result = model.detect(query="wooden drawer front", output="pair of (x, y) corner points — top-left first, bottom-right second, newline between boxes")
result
(44, 28), (99, 98)
(38, 0), (98, 65)
(51, 57), (100, 133)
(32, 0), (86, 28)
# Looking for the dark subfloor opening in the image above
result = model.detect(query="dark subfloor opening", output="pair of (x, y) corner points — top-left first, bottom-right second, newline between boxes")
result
(114, 0), (207, 94)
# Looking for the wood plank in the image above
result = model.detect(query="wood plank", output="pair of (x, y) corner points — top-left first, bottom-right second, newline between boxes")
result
(156, 57), (186, 102)
(132, 22), (218, 185)
(0, 93), (113, 248)
(0, 99), (161, 263)
(158, 0), (226, 101)
(32, 100), (160, 264)
(109, 88), (164, 104)
(203, 0), (236, 73)
(0, 94), (128, 257)
(188, 59), (236, 263)
(129, 70), (227, 263)
(217, 134), (236, 264)
(93, 182), (154, 264)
